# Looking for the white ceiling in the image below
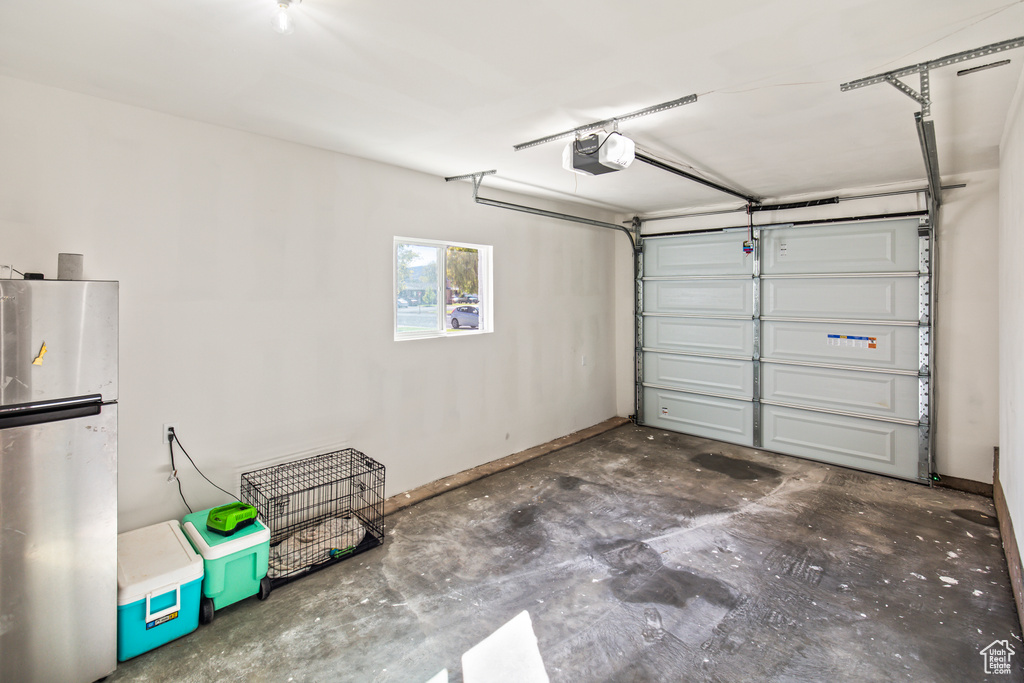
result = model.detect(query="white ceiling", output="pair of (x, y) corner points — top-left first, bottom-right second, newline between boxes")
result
(2, 0), (1023, 215)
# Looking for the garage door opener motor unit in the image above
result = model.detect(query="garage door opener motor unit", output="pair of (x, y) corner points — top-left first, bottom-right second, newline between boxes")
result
(562, 132), (635, 176)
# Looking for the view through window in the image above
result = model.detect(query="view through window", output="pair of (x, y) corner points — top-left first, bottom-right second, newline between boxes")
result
(395, 238), (491, 339)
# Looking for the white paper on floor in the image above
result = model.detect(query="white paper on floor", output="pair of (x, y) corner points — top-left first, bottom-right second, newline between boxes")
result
(424, 669), (448, 683)
(461, 610), (549, 683)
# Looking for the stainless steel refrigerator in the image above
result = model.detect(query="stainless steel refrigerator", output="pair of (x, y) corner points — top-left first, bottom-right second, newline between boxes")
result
(0, 279), (118, 683)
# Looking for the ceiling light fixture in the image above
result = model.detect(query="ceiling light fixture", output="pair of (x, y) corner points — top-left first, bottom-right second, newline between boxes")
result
(271, 0), (300, 35)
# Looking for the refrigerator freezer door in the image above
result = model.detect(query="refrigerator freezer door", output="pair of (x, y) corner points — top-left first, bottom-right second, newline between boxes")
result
(0, 280), (118, 406)
(0, 402), (117, 683)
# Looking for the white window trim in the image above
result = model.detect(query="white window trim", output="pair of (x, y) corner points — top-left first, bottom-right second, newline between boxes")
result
(394, 237), (493, 341)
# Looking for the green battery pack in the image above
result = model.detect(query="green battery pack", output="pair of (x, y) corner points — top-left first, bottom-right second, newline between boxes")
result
(206, 502), (258, 536)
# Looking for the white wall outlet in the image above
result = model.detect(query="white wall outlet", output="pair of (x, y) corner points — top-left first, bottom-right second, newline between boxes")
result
(0, 265), (12, 279)
(162, 422), (179, 444)
(581, 355), (587, 366)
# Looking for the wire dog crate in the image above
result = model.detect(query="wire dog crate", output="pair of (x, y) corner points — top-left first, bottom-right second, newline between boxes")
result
(241, 449), (385, 586)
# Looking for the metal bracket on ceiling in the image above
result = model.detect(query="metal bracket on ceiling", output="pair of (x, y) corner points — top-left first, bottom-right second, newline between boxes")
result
(445, 169), (496, 185)
(885, 70), (931, 116)
(443, 169), (636, 245)
(513, 94), (698, 152)
(841, 36), (1024, 208)
(841, 35), (1024, 117)
(630, 215), (644, 256)
(444, 169), (497, 200)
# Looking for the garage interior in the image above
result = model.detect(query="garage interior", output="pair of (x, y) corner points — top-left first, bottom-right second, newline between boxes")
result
(102, 424), (1016, 683)
(4, 1), (1024, 681)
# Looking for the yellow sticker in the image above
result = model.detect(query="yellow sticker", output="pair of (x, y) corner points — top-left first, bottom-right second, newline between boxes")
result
(32, 342), (47, 366)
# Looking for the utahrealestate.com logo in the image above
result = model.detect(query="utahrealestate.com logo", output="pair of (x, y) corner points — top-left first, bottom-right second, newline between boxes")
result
(980, 639), (1015, 675)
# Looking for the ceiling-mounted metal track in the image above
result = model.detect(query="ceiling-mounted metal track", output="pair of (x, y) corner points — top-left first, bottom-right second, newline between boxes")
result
(958, 59), (1011, 77)
(511, 93), (762, 206)
(915, 114), (942, 207)
(840, 35), (1024, 116)
(638, 182), (966, 223)
(840, 37), (1022, 207)
(444, 169), (497, 183)
(444, 170), (635, 245)
(633, 151), (759, 204)
(513, 94), (698, 151)
(885, 72), (931, 115)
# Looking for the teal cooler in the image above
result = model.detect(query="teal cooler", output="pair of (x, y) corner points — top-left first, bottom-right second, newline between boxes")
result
(183, 508), (270, 611)
(116, 521), (204, 661)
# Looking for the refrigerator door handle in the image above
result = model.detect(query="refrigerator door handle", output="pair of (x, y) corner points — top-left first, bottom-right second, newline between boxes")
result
(0, 394), (103, 430)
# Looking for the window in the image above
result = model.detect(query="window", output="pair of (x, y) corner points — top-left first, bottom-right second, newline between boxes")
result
(394, 237), (492, 340)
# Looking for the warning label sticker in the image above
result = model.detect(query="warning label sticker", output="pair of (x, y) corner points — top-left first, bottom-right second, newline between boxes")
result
(146, 611), (178, 630)
(828, 334), (877, 349)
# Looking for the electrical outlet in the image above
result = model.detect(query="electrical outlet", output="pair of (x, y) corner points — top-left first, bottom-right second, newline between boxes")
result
(581, 355), (587, 366)
(162, 422), (178, 444)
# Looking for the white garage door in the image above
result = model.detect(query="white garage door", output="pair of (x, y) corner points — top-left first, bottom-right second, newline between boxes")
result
(640, 218), (930, 482)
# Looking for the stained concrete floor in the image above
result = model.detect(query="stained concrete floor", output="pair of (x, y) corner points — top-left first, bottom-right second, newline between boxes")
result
(109, 425), (1023, 682)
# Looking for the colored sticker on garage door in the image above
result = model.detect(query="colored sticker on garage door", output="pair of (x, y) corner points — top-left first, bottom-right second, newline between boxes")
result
(827, 334), (877, 349)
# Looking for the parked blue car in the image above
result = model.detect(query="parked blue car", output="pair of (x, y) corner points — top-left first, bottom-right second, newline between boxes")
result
(449, 306), (479, 329)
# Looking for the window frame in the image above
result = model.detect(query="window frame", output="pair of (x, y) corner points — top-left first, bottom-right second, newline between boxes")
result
(394, 236), (492, 341)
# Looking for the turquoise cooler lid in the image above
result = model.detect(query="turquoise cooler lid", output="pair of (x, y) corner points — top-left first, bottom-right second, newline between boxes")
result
(183, 507), (268, 552)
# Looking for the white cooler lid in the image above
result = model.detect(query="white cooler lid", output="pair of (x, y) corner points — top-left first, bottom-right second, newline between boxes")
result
(117, 520), (204, 606)
(183, 519), (270, 560)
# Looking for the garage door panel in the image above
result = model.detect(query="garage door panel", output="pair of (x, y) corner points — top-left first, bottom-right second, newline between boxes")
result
(644, 279), (754, 317)
(762, 364), (919, 421)
(643, 387), (753, 446)
(643, 317), (754, 357)
(645, 233), (751, 277)
(640, 220), (928, 483)
(644, 353), (754, 398)
(763, 276), (920, 321)
(761, 219), (919, 275)
(761, 405), (919, 480)
(762, 321), (919, 371)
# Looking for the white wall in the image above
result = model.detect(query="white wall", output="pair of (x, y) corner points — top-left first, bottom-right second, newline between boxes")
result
(0, 76), (623, 532)
(2, 71), (1004, 538)
(936, 169), (1000, 483)
(999, 67), (1024, 540)
(634, 174), (1000, 485)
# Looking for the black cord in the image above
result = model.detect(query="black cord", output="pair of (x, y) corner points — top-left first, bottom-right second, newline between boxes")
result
(574, 131), (619, 157)
(12, 268), (23, 276)
(169, 428), (237, 502)
(169, 438), (193, 513)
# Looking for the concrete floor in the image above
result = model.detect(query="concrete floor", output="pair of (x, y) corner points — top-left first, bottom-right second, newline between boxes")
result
(109, 425), (1022, 682)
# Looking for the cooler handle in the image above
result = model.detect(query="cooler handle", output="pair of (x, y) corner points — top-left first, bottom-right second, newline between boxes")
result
(145, 584), (181, 623)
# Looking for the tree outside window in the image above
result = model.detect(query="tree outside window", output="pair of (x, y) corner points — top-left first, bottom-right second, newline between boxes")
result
(395, 238), (491, 340)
